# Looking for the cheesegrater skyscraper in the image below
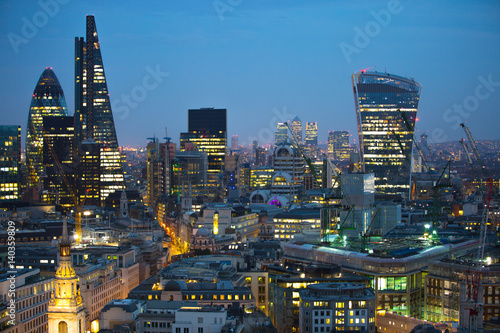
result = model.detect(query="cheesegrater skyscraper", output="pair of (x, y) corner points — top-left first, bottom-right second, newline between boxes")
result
(352, 70), (422, 195)
(75, 15), (124, 204)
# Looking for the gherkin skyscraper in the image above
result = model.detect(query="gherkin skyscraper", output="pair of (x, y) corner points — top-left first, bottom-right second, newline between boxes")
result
(26, 68), (68, 188)
(75, 15), (124, 204)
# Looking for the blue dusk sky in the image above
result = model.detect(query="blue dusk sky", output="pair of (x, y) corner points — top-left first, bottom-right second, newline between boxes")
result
(1, 0), (499, 148)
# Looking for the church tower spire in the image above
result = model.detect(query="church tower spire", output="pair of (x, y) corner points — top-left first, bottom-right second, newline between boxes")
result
(48, 217), (86, 333)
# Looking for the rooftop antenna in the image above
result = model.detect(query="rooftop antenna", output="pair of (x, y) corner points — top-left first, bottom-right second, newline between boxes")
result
(359, 66), (376, 73)
(164, 127), (171, 143)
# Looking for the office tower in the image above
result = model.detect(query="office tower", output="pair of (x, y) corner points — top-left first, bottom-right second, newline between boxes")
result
(172, 151), (208, 196)
(275, 122), (288, 146)
(290, 116), (302, 144)
(305, 122), (318, 146)
(231, 135), (238, 150)
(250, 166), (274, 190)
(79, 140), (101, 205)
(75, 15), (124, 204)
(304, 122), (318, 158)
(255, 147), (267, 166)
(225, 154), (238, 190)
(328, 130), (350, 160)
(41, 116), (75, 207)
(26, 68), (69, 189)
(146, 137), (175, 207)
(272, 142), (304, 203)
(0, 125), (21, 201)
(180, 108), (227, 192)
(239, 163), (250, 188)
(352, 71), (422, 195)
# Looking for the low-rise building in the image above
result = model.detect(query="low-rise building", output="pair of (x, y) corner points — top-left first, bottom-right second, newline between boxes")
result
(0, 268), (54, 333)
(100, 299), (145, 331)
(172, 306), (227, 333)
(299, 282), (376, 333)
(272, 208), (321, 242)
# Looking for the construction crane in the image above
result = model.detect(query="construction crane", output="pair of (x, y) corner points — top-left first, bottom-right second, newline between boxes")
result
(360, 208), (380, 252)
(460, 138), (479, 180)
(460, 123), (492, 261)
(43, 131), (87, 243)
(284, 122), (320, 182)
(460, 123), (488, 179)
(395, 111), (455, 226)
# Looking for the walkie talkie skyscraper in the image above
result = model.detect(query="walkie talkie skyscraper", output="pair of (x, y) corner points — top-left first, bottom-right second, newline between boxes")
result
(352, 70), (422, 195)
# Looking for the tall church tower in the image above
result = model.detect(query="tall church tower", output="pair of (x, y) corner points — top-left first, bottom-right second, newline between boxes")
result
(48, 218), (86, 333)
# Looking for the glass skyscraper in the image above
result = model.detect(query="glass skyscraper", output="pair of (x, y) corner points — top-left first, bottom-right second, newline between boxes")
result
(75, 15), (124, 204)
(180, 108), (227, 196)
(275, 122), (288, 146)
(0, 125), (21, 201)
(26, 68), (68, 188)
(352, 71), (422, 195)
(290, 116), (302, 144)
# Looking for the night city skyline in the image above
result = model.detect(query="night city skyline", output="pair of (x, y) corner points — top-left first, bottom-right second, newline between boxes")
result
(1, 3), (500, 332)
(1, 1), (499, 148)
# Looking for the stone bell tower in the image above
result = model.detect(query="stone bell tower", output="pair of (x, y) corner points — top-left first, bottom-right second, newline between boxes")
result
(47, 218), (86, 333)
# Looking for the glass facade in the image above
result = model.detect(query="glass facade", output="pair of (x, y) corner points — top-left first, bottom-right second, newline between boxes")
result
(275, 122), (288, 146)
(41, 116), (75, 207)
(180, 131), (226, 190)
(352, 71), (422, 195)
(26, 68), (68, 188)
(305, 122), (318, 146)
(290, 116), (302, 144)
(75, 15), (124, 204)
(0, 125), (21, 201)
(305, 122), (318, 158)
(328, 131), (350, 160)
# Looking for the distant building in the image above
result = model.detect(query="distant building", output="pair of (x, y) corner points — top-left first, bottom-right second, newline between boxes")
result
(290, 116), (302, 144)
(328, 130), (350, 160)
(275, 123), (288, 146)
(0, 125), (21, 202)
(271, 142), (304, 204)
(231, 134), (238, 150)
(352, 71), (422, 195)
(304, 122), (318, 158)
